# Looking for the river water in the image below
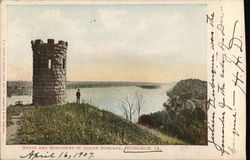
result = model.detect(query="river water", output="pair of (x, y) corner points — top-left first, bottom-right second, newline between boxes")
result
(7, 85), (173, 120)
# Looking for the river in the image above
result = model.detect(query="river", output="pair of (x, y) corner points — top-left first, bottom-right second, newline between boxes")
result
(7, 84), (173, 121)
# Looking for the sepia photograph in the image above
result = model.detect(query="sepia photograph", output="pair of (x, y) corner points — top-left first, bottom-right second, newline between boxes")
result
(6, 4), (208, 145)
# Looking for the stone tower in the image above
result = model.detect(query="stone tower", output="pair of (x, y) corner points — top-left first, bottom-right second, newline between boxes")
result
(31, 39), (68, 106)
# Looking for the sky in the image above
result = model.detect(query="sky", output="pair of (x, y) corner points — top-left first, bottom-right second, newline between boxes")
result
(7, 4), (207, 83)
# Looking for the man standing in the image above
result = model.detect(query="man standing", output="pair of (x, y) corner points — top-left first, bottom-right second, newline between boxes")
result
(76, 89), (81, 104)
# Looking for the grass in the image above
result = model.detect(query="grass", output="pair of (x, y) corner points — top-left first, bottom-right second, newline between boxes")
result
(139, 125), (187, 145)
(7, 105), (35, 126)
(7, 103), (186, 145)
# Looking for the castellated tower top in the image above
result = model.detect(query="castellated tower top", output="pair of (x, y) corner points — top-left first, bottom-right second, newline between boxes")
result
(31, 39), (68, 106)
(31, 39), (68, 49)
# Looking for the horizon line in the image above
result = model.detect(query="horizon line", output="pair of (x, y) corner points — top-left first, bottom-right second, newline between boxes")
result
(7, 78), (207, 84)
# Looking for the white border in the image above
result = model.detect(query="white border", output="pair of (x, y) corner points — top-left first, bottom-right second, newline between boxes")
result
(0, 0), (246, 160)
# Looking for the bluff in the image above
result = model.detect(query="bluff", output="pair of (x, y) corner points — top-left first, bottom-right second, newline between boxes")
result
(164, 78), (207, 112)
(139, 79), (207, 144)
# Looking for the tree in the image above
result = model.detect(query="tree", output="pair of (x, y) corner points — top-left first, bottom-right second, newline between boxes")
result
(120, 96), (136, 121)
(135, 92), (145, 121)
(121, 103), (129, 120)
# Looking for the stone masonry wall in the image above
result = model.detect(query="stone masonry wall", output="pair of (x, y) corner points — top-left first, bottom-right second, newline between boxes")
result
(31, 39), (68, 106)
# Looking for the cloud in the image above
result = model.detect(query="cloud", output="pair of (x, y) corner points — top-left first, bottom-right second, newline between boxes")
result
(98, 8), (127, 29)
(36, 9), (86, 39)
(7, 5), (207, 82)
(7, 19), (33, 72)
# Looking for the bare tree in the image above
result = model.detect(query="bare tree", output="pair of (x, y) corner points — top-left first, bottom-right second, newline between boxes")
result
(121, 103), (129, 120)
(120, 96), (136, 121)
(135, 92), (145, 121)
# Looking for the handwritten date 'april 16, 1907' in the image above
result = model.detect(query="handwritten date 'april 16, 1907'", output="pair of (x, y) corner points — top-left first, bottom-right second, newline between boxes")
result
(20, 150), (95, 160)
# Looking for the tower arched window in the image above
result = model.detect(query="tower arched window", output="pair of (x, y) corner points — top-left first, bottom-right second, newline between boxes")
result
(63, 58), (65, 69)
(48, 59), (52, 69)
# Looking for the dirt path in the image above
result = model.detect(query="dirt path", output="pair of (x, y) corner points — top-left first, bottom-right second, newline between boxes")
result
(6, 114), (22, 145)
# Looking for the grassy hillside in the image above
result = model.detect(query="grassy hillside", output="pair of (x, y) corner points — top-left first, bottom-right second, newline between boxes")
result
(7, 104), (186, 145)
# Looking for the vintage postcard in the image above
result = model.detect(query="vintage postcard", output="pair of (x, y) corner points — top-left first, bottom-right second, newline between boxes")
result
(0, 0), (246, 159)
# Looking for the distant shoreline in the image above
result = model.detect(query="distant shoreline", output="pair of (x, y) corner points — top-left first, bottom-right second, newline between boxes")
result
(7, 81), (175, 96)
(7, 81), (172, 87)
(136, 85), (161, 89)
(66, 82), (165, 89)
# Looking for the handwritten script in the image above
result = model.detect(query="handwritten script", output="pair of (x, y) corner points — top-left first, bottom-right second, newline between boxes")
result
(20, 150), (94, 160)
(207, 5), (244, 156)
